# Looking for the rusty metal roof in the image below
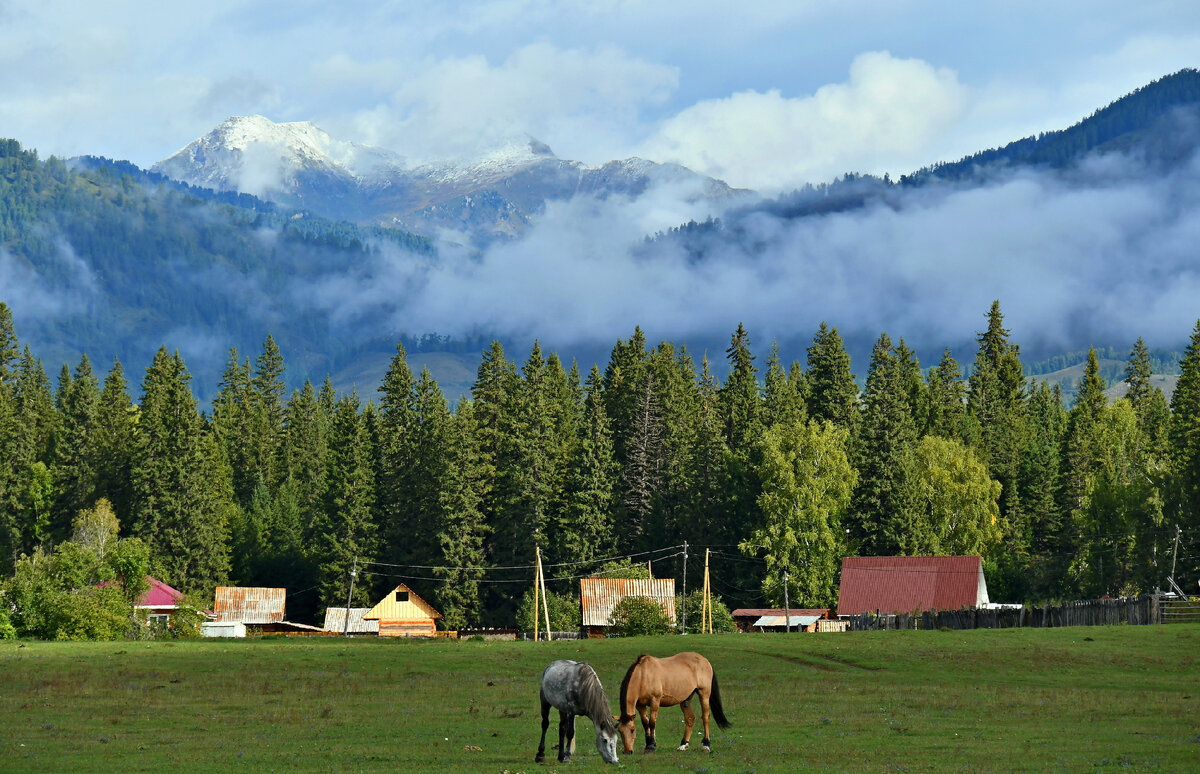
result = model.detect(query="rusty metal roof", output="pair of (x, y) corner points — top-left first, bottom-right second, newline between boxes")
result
(212, 586), (286, 624)
(836, 556), (987, 616)
(731, 608), (830, 619)
(580, 578), (676, 627)
(323, 607), (380, 634)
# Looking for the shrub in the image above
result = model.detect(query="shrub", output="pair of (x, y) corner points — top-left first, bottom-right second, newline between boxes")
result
(608, 595), (673, 637)
(678, 590), (737, 633)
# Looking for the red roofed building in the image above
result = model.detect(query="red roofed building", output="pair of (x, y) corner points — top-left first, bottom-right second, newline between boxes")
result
(98, 576), (185, 626)
(836, 556), (990, 616)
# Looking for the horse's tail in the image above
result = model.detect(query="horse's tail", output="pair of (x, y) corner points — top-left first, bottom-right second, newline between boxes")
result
(709, 670), (731, 730)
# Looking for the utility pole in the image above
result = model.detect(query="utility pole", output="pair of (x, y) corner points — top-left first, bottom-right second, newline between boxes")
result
(681, 541), (688, 634)
(533, 544), (541, 642)
(783, 570), (791, 634)
(342, 556), (357, 636)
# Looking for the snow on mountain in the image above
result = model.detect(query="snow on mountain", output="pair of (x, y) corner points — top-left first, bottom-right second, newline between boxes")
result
(153, 116), (749, 245)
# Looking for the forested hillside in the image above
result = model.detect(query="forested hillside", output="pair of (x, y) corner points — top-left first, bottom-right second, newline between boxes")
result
(2, 299), (1198, 637)
(0, 140), (433, 398)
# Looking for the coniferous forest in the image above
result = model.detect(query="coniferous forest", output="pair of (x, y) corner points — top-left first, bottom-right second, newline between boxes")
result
(2, 296), (1199, 638)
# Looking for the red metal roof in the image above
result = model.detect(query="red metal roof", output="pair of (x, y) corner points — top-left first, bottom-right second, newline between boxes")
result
(140, 577), (184, 608)
(836, 556), (987, 616)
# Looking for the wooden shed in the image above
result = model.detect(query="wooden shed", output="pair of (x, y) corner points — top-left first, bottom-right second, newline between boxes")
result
(580, 578), (676, 638)
(323, 607), (379, 635)
(730, 607), (831, 633)
(363, 584), (442, 637)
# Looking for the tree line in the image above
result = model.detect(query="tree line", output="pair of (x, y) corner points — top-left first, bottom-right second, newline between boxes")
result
(2, 299), (1199, 636)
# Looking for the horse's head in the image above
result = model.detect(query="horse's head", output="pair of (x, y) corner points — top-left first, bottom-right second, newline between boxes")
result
(596, 723), (620, 764)
(615, 713), (637, 754)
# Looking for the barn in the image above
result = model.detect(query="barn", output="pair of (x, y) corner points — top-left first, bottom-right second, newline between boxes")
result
(362, 584), (443, 637)
(580, 578), (676, 638)
(836, 555), (990, 616)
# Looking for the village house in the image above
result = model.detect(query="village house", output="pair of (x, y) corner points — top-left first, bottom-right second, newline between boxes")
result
(836, 555), (992, 617)
(362, 584), (444, 637)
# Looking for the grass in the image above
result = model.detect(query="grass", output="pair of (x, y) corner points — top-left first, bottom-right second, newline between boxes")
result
(1, 625), (1198, 773)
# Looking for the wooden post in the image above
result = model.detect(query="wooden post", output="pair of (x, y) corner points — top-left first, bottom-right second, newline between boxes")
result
(533, 545), (541, 643)
(537, 546), (552, 641)
(681, 541), (688, 635)
(342, 556), (357, 637)
(784, 570), (791, 633)
(703, 549), (712, 634)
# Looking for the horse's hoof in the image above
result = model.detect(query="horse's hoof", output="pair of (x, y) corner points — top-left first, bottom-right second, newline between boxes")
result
(677, 743), (689, 751)
(644, 745), (656, 753)
(535, 753), (545, 763)
(703, 745), (712, 753)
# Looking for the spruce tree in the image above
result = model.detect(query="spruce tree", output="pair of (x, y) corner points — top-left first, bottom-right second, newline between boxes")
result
(434, 399), (489, 629)
(806, 322), (859, 431)
(558, 365), (618, 565)
(1168, 320), (1200, 585)
(925, 348), (968, 441)
(375, 342), (419, 566)
(763, 340), (805, 429)
(848, 332), (918, 555)
(92, 359), (135, 525)
(129, 348), (232, 594)
(52, 355), (100, 540)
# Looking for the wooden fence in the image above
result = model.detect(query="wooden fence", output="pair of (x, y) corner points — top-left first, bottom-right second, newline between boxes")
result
(1161, 597), (1200, 623)
(845, 595), (1163, 631)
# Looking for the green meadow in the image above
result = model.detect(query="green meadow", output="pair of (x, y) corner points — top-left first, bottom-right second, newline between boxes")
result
(1, 625), (1197, 773)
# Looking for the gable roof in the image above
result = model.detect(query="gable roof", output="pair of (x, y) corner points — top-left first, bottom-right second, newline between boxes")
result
(580, 578), (676, 627)
(140, 577), (184, 608)
(836, 556), (988, 616)
(213, 587), (286, 624)
(362, 584), (442, 621)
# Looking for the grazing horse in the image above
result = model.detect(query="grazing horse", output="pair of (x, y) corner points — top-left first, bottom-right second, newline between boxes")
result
(617, 652), (730, 754)
(536, 659), (620, 765)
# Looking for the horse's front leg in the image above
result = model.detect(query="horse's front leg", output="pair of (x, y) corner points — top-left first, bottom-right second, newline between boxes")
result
(678, 699), (696, 750)
(557, 710), (574, 763)
(645, 699), (661, 752)
(535, 698), (551, 762)
(637, 703), (654, 752)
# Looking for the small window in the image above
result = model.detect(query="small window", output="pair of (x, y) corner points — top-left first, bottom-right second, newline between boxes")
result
(395, 591), (409, 603)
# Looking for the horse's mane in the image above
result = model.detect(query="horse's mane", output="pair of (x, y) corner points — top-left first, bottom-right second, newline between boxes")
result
(618, 654), (649, 722)
(578, 663), (617, 733)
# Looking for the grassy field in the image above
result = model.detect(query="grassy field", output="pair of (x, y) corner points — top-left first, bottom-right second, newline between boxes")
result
(1, 625), (1197, 773)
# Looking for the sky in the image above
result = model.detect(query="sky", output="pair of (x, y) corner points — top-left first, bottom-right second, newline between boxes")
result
(2, 1), (1198, 194)
(3, 0), (1200, 381)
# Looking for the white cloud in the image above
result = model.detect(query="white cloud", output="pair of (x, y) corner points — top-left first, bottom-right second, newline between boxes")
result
(340, 43), (678, 164)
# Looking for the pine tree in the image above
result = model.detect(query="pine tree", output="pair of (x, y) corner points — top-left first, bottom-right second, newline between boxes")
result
(92, 359), (135, 526)
(806, 322), (859, 431)
(435, 399), (490, 629)
(1060, 349), (1109, 593)
(603, 327), (650, 470)
(249, 334), (287, 493)
(313, 393), (377, 610)
(763, 340), (805, 429)
(0, 302), (18, 387)
(967, 301), (1028, 536)
(375, 342), (419, 566)
(52, 355), (100, 540)
(129, 348), (232, 594)
(1125, 337), (1170, 456)
(848, 333), (918, 555)
(211, 349), (256, 508)
(686, 355), (733, 552)
(558, 365), (618, 565)
(925, 348), (968, 441)
(1168, 320), (1200, 585)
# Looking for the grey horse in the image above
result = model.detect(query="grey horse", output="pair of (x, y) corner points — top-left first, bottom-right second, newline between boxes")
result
(535, 659), (620, 764)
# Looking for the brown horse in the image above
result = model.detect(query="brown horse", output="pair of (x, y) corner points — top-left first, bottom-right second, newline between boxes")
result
(616, 652), (730, 754)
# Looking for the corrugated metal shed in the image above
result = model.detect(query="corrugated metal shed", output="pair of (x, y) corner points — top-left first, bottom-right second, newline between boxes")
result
(836, 556), (988, 616)
(212, 586), (286, 624)
(323, 607), (380, 634)
(580, 578), (677, 627)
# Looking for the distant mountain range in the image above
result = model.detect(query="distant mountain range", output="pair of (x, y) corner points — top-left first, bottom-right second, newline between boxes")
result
(1, 69), (1198, 401)
(152, 115), (748, 247)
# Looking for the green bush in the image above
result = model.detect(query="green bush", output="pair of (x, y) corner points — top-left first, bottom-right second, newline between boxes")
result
(608, 595), (673, 637)
(515, 587), (580, 633)
(678, 590), (737, 633)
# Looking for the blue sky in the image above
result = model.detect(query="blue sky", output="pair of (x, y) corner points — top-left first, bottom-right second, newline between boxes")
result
(2, 1), (1198, 192)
